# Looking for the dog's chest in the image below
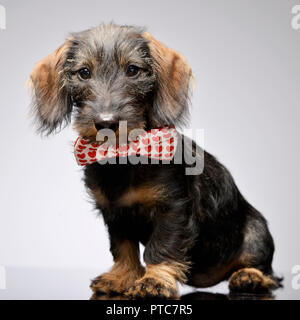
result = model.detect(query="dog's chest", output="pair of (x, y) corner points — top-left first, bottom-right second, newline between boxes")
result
(84, 163), (170, 209)
(91, 182), (166, 209)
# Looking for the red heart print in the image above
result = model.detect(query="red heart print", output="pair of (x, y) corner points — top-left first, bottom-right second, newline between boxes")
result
(132, 143), (140, 151)
(100, 144), (109, 150)
(145, 145), (152, 153)
(166, 145), (174, 152)
(155, 145), (163, 153)
(80, 140), (88, 145)
(91, 143), (100, 148)
(79, 159), (87, 163)
(110, 150), (117, 156)
(152, 136), (161, 142)
(77, 153), (86, 159)
(165, 153), (173, 158)
(163, 133), (171, 139)
(151, 129), (159, 135)
(89, 147), (97, 151)
(142, 138), (150, 145)
(78, 145), (86, 150)
(154, 153), (162, 158)
(88, 151), (96, 158)
(99, 150), (108, 156)
(169, 137), (174, 144)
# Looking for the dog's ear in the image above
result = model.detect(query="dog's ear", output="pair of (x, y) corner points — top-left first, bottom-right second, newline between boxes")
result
(143, 32), (193, 127)
(29, 39), (73, 135)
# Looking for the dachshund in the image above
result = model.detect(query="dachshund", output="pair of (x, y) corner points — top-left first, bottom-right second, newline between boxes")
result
(29, 23), (282, 299)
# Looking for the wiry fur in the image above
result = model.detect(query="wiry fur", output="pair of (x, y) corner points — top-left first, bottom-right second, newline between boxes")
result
(29, 39), (74, 134)
(29, 23), (282, 299)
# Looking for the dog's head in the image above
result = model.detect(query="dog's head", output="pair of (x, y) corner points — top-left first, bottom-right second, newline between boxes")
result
(29, 24), (193, 140)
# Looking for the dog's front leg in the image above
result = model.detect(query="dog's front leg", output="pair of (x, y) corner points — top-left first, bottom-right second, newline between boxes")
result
(125, 212), (193, 299)
(90, 239), (144, 297)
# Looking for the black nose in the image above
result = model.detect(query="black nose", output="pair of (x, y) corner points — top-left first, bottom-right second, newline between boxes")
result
(94, 120), (119, 132)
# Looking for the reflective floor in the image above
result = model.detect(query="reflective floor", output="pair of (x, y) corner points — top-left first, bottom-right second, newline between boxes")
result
(0, 267), (298, 300)
(94, 291), (276, 300)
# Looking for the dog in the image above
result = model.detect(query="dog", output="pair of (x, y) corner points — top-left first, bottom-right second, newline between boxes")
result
(29, 23), (282, 299)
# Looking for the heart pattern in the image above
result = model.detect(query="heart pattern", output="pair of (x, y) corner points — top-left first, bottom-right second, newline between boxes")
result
(74, 127), (178, 166)
(88, 151), (96, 158)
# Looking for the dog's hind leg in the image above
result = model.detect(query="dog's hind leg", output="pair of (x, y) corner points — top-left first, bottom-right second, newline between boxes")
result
(229, 206), (282, 293)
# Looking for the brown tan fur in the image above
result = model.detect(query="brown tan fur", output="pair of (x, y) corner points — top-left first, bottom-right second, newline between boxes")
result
(72, 106), (98, 141)
(229, 268), (278, 293)
(143, 32), (192, 127)
(90, 188), (109, 208)
(29, 39), (73, 129)
(117, 184), (167, 207)
(90, 240), (144, 295)
(91, 183), (167, 209)
(124, 262), (189, 299)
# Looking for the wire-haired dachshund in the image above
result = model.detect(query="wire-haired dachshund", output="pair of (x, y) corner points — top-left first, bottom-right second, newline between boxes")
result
(29, 23), (281, 299)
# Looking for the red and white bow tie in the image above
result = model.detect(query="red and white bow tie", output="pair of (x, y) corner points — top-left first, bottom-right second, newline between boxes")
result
(74, 127), (178, 166)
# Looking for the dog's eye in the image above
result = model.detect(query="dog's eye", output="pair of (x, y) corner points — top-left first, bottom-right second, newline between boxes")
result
(126, 65), (140, 77)
(78, 68), (91, 80)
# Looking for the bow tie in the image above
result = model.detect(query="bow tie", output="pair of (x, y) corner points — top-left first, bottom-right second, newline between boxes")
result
(74, 127), (178, 166)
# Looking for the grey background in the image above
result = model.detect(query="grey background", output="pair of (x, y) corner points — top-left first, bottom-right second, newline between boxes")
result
(0, 0), (299, 298)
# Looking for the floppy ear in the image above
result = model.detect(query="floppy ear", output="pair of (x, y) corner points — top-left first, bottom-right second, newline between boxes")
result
(29, 39), (73, 134)
(143, 32), (193, 127)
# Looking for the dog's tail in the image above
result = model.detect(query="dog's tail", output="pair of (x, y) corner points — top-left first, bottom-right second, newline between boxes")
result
(268, 272), (284, 290)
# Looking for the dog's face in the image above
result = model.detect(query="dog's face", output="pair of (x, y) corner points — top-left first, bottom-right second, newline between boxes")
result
(30, 24), (192, 140)
(69, 25), (156, 140)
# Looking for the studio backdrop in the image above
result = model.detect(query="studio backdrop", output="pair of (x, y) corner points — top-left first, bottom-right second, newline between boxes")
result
(0, 0), (299, 299)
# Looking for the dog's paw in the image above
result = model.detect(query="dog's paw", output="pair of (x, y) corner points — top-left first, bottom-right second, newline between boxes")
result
(90, 273), (123, 296)
(229, 268), (278, 293)
(124, 277), (179, 300)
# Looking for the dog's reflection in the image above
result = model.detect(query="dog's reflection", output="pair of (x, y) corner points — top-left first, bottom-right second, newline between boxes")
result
(91, 291), (275, 300)
(181, 291), (275, 300)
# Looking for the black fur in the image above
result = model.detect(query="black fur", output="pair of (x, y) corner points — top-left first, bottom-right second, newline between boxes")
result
(85, 144), (280, 285)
